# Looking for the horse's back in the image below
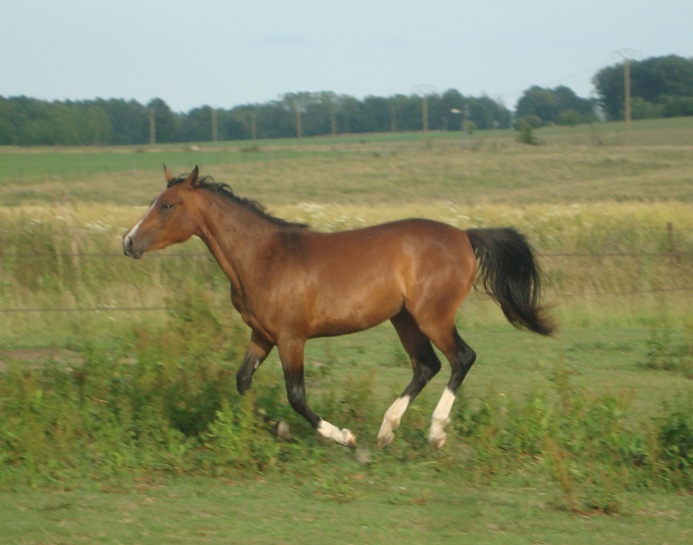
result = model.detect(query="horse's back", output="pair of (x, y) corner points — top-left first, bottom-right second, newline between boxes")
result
(292, 219), (476, 336)
(302, 218), (471, 272)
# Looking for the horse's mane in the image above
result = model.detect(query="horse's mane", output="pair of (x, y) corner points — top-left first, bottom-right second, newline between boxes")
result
(167, 175), (308, 229)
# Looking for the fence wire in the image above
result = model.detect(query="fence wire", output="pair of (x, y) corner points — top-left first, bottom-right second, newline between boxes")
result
(1, 250), (691, 314)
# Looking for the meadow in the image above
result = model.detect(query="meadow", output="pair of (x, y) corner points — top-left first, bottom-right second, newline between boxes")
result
(0, 119), (692, 544)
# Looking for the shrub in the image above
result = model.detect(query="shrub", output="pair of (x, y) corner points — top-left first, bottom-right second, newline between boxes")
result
(663, 96), (693, 117)
(644, 322), (693, 378)
(657, 397), (693, 486)
(514, 116), (540, 145)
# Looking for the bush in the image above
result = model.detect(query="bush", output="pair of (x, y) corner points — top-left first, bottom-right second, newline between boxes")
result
(657, 397), (693, 485)
(556, 109), (583, 127)
(514, 116), (541, 145)
(451, 364), (692, 512)
(1, 293), (691, 496)
(663, 96), (693, 118)
(644, 322), (693, 378)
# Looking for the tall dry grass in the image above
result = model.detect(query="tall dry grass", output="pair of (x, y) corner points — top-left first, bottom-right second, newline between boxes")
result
(1, 128), (692, 344)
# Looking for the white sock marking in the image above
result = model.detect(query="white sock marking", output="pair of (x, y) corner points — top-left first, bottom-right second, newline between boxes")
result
(429, 387), (456, 447)
(377, 395), (411, 447)
(317, 420), (356, 447)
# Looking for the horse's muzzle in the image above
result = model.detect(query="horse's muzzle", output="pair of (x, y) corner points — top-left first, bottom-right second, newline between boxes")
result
(123, 235), (143, 259)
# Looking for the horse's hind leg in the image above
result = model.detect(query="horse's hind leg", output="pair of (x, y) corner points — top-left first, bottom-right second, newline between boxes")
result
(426, 327), (476, 448)
(377, 310), (441, 448)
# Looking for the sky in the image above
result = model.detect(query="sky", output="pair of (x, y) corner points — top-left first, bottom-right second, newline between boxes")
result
(2, 0), (692, 113)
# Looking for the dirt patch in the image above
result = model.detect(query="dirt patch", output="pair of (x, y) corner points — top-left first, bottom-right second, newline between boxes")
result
(0, 348), (83, 371)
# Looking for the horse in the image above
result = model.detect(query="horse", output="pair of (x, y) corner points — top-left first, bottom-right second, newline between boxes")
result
(123, 165), (554, 449)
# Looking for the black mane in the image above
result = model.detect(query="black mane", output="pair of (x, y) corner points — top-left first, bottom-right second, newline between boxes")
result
(167, 174), (308, 229)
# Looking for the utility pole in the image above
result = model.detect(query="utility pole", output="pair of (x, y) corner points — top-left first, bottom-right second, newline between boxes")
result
(149, 108), (156, 145)
(415, 84), (435, 149)
(330, 98), (337, 136)
(624, 57), (631, 140)
(616, 49), (640, 145)
(211, 108), (218, 142)
(464, 103), (471, 135)
(422, 94), (429, 145)
(294, 100), (303, 141)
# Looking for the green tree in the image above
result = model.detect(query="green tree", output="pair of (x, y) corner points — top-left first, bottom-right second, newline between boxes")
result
(98, 99), (148, 144)
(146, 98), (180, 143)
(516, 86), (593, 125)
(593, 55), (693, 120)
(181, 106), (214, 142)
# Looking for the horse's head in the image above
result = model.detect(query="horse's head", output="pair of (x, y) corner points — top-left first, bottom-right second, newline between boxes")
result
(123, 165), (201, 259)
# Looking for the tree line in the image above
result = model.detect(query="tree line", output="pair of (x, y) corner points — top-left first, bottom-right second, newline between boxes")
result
(0, 91), (512, 146)
(1, 55), (691, 146)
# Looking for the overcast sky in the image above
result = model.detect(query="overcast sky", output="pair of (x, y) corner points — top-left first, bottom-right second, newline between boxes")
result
(3, 0), (692, 112)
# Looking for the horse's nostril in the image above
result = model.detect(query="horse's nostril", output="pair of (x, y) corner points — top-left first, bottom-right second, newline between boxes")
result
(123, 235), (134, 256)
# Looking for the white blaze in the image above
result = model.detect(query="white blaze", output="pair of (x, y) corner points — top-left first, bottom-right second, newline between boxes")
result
(124, 201), (156, 242)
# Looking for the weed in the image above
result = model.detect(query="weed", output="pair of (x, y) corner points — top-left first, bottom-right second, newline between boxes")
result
(644, 322), (693, 378)
(656, 396), (693, 487)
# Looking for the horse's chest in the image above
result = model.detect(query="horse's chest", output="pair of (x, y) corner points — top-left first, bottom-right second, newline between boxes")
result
(230, 286), (278, 339)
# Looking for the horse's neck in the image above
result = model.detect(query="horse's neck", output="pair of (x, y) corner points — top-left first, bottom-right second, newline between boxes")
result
(195, 194), (276, 289)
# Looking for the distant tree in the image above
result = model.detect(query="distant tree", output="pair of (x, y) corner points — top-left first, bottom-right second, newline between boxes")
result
(630, 97), (664, 120)
(0, 98), (15, 144)
(663, 96), (693, 117)
(98, 99), (148, 144)
(470, 95), (512, 129)
(593, 55), (693, 120)
(557, 109), (582, 126)
(0, 97), (28, 144)
(221, 107), (253, 140)
(181, 106), (214, 142)
(146, 98), (179, 143)
(359, 96), (390, 133)
(334, 95), (362, 134)
(0, 87), (518, 146)
(254, 100), (293, 139)
(387, 94), (420, 132)
(516, 85), (594, 125)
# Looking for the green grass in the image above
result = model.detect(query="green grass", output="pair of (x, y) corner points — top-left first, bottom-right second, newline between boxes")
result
(2, 117), (693, 205)
(0, 118), (692, 544)
(1, 474), (691, 545)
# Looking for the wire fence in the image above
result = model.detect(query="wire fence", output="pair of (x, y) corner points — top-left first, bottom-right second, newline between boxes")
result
(1, 248), (691, 314)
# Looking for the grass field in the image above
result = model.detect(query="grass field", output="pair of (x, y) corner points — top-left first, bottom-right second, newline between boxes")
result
(2, 474), (691, 545)
(0, 119), (692, 544)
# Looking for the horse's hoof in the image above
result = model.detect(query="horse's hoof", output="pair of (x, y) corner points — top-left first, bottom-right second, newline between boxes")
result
(429, 433), (447, 449)
(344, 429), (357, 448)
(274, 420), (291, 440)
(377, 432), (394, 449)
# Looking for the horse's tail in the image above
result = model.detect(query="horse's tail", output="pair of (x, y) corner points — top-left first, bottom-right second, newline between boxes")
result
(466, 228), (555, 336)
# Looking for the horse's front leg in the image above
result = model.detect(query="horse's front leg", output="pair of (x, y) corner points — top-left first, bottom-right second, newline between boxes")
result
(236, 329), (274, 394)
(277, 336), (357, 448)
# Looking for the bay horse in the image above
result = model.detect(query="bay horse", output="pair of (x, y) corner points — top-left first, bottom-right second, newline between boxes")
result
(123, 166), (554, 449)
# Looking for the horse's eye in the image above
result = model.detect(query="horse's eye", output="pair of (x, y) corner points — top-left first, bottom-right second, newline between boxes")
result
(162, 203), (174, 210)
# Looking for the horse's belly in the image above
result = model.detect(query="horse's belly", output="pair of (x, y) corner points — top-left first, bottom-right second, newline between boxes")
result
(307, 285), (403, 338)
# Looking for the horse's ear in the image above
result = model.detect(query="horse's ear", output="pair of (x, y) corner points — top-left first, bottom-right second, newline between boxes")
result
(163, 164), (174, 183)
(188, 165), (200, 188)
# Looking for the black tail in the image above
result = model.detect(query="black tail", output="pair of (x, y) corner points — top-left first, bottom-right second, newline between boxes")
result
(466, 228), (555, 336)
